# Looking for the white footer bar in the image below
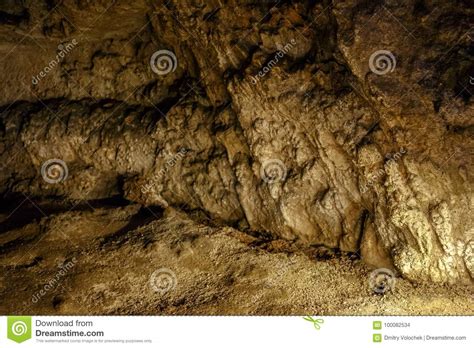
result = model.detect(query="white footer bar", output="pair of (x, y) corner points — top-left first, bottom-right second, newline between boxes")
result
(1, 316), (472, 347)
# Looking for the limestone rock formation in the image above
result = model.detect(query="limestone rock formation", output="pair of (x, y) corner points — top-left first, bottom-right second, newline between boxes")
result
(0, 0), (473, 307)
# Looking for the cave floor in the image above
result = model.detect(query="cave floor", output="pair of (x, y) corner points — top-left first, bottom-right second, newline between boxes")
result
(0, 201), (472, 315)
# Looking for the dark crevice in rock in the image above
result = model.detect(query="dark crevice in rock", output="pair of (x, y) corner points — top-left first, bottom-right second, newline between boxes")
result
(0, 9), (29, 26)
(0, 195), (131, 235)
(355, 209), (369, 257)
(99, 205), (163, 249)
(0, 223), (46, 256)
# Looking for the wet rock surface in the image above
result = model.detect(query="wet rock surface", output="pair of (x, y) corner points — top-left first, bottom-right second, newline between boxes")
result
(0, 0), (473, 314)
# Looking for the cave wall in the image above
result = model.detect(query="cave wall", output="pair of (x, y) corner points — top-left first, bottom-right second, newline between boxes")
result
(0, 0), (472, 284)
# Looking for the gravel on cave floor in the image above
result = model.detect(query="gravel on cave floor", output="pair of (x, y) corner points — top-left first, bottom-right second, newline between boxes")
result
(0, 205), (472, 315)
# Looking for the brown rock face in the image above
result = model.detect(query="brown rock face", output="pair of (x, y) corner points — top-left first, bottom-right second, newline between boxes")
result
(0, 0), (473, 295)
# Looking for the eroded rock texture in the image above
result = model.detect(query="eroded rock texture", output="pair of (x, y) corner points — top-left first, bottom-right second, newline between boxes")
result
(0, 0), (473, 287)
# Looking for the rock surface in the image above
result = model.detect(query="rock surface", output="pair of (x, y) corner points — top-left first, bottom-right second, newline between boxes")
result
(0, 0), (473, 301)
(0, 206), (472, 315)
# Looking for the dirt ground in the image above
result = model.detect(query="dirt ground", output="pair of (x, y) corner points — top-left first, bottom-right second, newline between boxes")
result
(0, 203), (473, 315)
